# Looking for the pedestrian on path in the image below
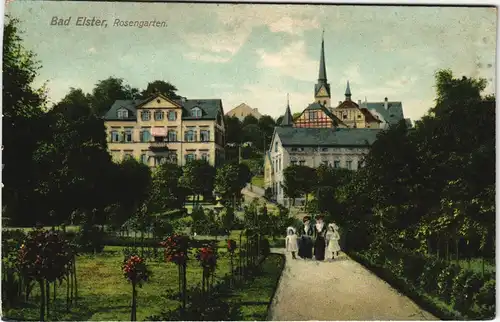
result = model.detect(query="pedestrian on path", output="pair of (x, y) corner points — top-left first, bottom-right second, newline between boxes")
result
(326, 223), (341, 260)
(298, 216), (314, 259)
(313, 214), (327, 261)
(285, 227), (298, 259)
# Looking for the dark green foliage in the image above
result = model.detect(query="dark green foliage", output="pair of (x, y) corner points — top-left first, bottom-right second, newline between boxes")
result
(75, 224), (105, 254)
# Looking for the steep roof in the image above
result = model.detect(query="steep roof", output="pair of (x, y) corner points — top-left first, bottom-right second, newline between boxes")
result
(103, 95), (224, 121)
(280, 103), (294, 126)
(304, 102), (346, 126)
(364, 101), (405, 125)
(275, 127), (381, 147)
(226, 103), (262, 118)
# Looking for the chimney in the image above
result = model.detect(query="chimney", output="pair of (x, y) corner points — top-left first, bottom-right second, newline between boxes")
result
(384, 97), (388, 110)
(358, 99), (361, 106)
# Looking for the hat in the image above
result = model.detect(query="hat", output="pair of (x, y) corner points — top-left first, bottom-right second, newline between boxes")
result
(302, 216), (311, 222)
(315, 214), (324, 220)
(286, 226), (296, 234)
(329, 223), (339, 230)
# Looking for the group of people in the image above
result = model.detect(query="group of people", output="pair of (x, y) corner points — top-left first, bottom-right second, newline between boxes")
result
(285, 214), (341, 261)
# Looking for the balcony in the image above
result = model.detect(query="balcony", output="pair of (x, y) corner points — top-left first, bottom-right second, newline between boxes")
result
(149, 142), (169, 151)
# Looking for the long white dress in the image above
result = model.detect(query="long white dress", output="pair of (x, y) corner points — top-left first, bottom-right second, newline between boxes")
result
(285, 234), (299, 252)
(326, 230), (341, 253)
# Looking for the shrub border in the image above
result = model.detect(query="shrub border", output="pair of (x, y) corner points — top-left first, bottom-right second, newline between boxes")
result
(265, 252), (288, 321)
(347, 250), (465, 320)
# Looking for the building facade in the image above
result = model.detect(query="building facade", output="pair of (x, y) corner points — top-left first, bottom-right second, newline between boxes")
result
(225, 103), (262, 121)
(267, 126), (378, 206)
(103, 93), (226, 167)
(266, 34), (411, 206)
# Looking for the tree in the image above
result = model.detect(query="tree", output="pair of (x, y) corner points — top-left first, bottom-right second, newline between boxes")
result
(139, 80), (181, 100)
(2, 16), (48, 224)
(281, 165), (303, 207)
(214, 162), (251, 208)
(242, 114), (259, 127)
(179, 160), (216, 206)
(224, 115), (242, 144)
(148, 163), (187, 212)
(257, 115), (276, 149)
(51, 88), (91, 121)
(89, 77), (139, 116)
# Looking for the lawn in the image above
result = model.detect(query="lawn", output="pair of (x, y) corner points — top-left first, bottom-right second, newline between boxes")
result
(3, 243), (283, 321)
(251, 175), (264, 188)
(3, 245), (232, 321)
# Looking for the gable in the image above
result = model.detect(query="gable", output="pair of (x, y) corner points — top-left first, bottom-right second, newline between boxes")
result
(138, 94), (181, 109)
(316, 85), (329, 97)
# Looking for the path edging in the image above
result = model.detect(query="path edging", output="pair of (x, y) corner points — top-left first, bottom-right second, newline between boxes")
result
(266, 250), (287, 321)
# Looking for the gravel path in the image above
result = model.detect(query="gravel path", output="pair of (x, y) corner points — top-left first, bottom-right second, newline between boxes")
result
(268, 249), (438, 321)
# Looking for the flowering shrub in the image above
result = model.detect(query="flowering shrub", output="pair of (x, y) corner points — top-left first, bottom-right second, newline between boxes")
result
(195, 246), (217, 271)
(227, 239), (237, 253)
(160, 234), (190, 266)
(18, 229), (72, 283)
(122, 255), (151, 287)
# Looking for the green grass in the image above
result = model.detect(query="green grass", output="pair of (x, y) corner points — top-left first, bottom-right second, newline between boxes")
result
(3, 245), (232, 321)
(231, 254), (285, 320)
(3, 247), (284, 321)
(251, 175), (265, 188)
(458, 258), (495, 274)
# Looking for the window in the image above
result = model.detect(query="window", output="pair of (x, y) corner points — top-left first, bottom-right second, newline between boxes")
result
(321, 148), (328, 152)
(168, 130), (177, 142)
(124, 151), (134, 159)
(124, 128), (133, 142)
(299, 160), (305, 166)
(140, 129), (151, 142)
(117, 109), (128, 119)
(274, 142), (278, 152)
(291, 147), (297, 152)
(322, 160), (328, 166)
(191, 107), (202, 118)
(140, 154), (148, 164)
(343, 114), (348, 119)
(169, 153), (178, 163)
(291, 160), (297, 166)
(185, 153), (196, 162)
(357, 114), (362, 119)
(346, 160), (352, 170)
(309, 111), (318, 119)
(154, 110), (164, 121)
(297, 147), (304, 152)
(200, 130), (210, 142)
(334, 160), (340, 168)
(201, 153), (209, 161)
(185, 129), (196, 142)
(168, 111), (176, 121)
(141, 111), (151, 121)
(111, 130), (121, 142)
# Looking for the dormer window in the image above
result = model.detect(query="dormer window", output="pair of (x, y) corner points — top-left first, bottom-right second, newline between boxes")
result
(191, 107), (202, 118)
(117, 108), (128, 119)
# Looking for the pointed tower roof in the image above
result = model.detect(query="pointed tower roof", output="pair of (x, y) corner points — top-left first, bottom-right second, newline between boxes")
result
(318, 30), (327, 82)
(280, 94), (294, 127)
(345, 81), (352, 101)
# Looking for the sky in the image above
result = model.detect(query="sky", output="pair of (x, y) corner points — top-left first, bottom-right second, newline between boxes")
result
(5, 2), (497, 121)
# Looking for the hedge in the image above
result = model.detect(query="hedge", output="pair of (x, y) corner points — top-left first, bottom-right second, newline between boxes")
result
(350, 246), (495, 320)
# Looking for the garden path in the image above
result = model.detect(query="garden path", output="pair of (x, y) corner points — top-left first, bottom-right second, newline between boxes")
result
(267, 248), (438, 321)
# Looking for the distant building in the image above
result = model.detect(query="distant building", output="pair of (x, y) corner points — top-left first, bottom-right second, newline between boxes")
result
(103, 93), (226, 168)
(226, 103), (262, 121)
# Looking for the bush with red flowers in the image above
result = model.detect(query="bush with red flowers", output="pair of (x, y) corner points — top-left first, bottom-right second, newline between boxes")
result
(160, 234), (190, 266)
(195, 246), (217, 270)
(226, 239), (237, 253)
(122, 255), (151, 321)
(122, 255), (151, 286)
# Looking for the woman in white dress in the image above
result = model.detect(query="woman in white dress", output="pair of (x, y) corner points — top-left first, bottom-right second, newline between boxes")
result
(285, 226), (298, 259)
(326, 223), (341, 259)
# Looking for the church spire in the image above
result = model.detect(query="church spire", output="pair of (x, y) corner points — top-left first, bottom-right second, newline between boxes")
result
(280, 93), (293, 127)
(318, 29), (327, 82)
(345, 80), (352, 101)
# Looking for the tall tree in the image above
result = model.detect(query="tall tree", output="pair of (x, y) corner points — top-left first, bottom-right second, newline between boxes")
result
(179, 160), (216, 205)
(2, 16), (48, 224)
(89, 77), (139, 116)
(148, 162), (187, 212)
(52, 88), (91, 121)
(140, 80), (181, 100)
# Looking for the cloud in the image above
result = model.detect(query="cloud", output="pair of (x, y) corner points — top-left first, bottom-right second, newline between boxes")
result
(256, 41), (317, 82)
(339, 64), (363, 86)
(184, 52), (231, 63)
(267, 16), (320, 35)
(182, 6), (321, 63)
